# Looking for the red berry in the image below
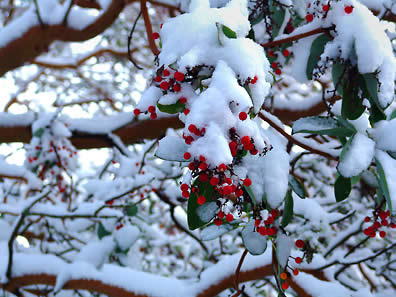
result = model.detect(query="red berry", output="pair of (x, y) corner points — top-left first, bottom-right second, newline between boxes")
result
(218, 163), (227, 172)
(241, 136), (250, 146)
(379, 211), (387, 220)
(218, 211), (225, 219)
(214, 218), (223, 226)
(154, 76), (162, 82)
(182, 191), (190, 198)
(255, 219), (261, 227)
(184, 152), (191, 160)
(295, 257), (302, 264)
(236, 189), (243, 196)
(271, 62), (278, 69)
(379, 230), (386, 238)
(293, 269), (299, 276)
(280, 272), (288, 280)
(270, 209), (279, 218)
(180, 183), (189, 192)
(374, 221), (381, 229)
(323, 4), (329, 12)
(210, 177), (219, 186)
(268, 50), (275, 57)
(295, 240), (304, 249)
(148, 105), (156, 113)
(106, 200), (114, 205)
(226, 213), (234, 222)
(306, 14), (313, 22)
(188, 162), (196, 170)
(251, 75), (258, 84)
(243, 178), (252, 187)
(179, 97), (187, 104)
(281, 282), (289, 290)
(183, 109), (190, 115)
(152, 32), (160, 39)
(239, 112), (247, 121)
(173, 84), (181, 92)
(160, 81), (169, 90)
(150, 113), (157, 120)
(364, 216), (371, 222)
(344, 6), (353, 14)
(199, 163), (208, 171)
(116, 224), (123, 230)
(229, 141), (237, 150)
(188, 124), (197, 133)
(223, 186), (232, 195)
(174, 71), (185, 82)
(162, 69), (170, 76)
(197, 195), (206, 205)
(258, 226), (267, 236)
(283, 49), (290, 57)
(275, 68), (282, 75)
(199, 155), (206, 162)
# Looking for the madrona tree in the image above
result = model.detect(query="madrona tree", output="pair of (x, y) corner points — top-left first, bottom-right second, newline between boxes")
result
(0, 0), (395, 296)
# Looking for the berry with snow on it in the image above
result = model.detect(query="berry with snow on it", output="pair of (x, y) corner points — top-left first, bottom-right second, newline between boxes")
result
(218, 163), (227, 172)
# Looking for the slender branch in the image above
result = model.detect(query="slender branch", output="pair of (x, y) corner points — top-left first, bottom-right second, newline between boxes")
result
(6, 191), (51, 279)
(259, 112), (338, 161)
(140, 0), (160, 56)
(128, 11), (144, 70)
(260, 27), (332, 49)
(233, 249), (248, 295)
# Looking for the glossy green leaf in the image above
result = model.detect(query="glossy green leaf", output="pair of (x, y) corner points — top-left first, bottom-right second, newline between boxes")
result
(332, 63), (345, 95)
(292, 116), (356, 137)
(306, 34), (332, 80)
(222, 24), (237, 39)
(375, 158), (393, 214)
(242, 220), (267, 255)
(388, 110), (396, 120)
(341, 81), (365, 120)
(125, 204), (138, 217)
(244, 185), (257, 205)
(281, 190), (293, 227)
(334, 175), (351, 202)
(33, 128), (44, 138)
(97, 222), (111, 239)
(269, 4), (285, 38)
(288, 175), (307, 199)
(156, 101), (185, 114)
(187, 180), (215, 230)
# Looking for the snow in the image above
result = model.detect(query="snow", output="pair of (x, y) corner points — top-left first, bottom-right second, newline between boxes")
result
(370, 119), (396, 152)
(0, 112), (34, 126)
(114, 225), (140, 251)
(241, 128), (289, 207)
(321, 0), (396, 108)
(338, 133), (375, 177)
(276, 233), (293, 268)
(74, 237), (115, 269)
(155, 135), (189, 162)
(0, 158), (42, 189)
(200, 223), (232, 241)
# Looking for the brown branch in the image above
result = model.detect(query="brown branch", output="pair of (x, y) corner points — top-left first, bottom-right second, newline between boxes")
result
(140, 0), (160, 56)
(32, 48), (133, 69)
(0, 174), (27, 183)
(259, 112), (338, 161)
(233, 249), (248, 295)
(260, 27), (330, 49)
(74, 0), (102, 9)
(0, 0), (126, 77)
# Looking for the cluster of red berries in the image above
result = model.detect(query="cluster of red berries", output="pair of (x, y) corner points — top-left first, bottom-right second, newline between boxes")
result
(263, 49), (290, 76)
(271, 62), (282, 75)
(305, 3), (353, 23)
(363, 210), (394, 238)
(254, 209), (280, 236)
(279, 266), (300, 290)
(133, 67), (188, 119)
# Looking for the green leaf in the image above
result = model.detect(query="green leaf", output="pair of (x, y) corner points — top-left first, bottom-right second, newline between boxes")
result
(292, 116), (356, 137)
(388, 110), (396, 120)
(332, 63), (345, 95)
(338, 134), (355, 164)
(249, 11), (265, 26)
(201, 223), (233, 241)
(97, 222), (111, 239)
(242, 220), (267, 255)
(362, 73), (382, 109)
(288, 175), (307, 199)
(375, 157), (393, 214)
(269, 4), (285, 38)
(187, 181), (215, 230)
(306, 34), (332, 80)
(244, 185), (257, 205)
(125, 204), (138, 216)
(341, 81), (365, 120)
(222, 24), (237, 39)
(334, 175), (351, 202)
(33, 128), (44, 138)
(156, 101), (185, 114)
(281, 190), (293, 227)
